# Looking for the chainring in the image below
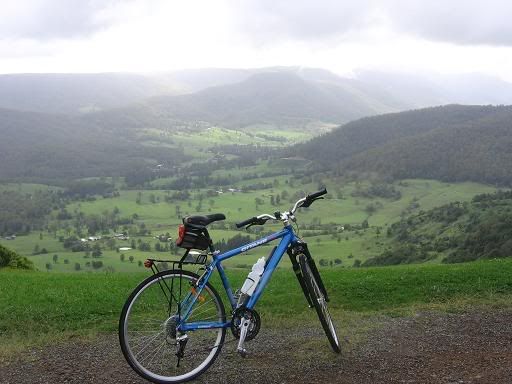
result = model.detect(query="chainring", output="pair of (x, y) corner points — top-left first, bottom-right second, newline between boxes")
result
(230, 307), (261, 341)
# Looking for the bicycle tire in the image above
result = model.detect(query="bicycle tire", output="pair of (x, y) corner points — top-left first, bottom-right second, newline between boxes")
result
(298, 254), (341, 353)
(119, 269), (226, 383)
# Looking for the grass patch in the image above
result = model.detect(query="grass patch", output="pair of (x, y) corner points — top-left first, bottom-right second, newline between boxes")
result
(1, 258), (511, 357)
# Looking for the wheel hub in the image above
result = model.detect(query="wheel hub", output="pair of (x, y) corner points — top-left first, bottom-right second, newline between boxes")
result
(165, 316), (178, 339)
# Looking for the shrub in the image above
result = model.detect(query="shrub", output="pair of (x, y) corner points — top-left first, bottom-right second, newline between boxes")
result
(0, 244), (33, 270)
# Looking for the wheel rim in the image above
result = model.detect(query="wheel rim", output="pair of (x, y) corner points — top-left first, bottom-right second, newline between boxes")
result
(122, 273), (224, 382)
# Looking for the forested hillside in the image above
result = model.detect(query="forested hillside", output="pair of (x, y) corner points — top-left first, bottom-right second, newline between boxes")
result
(365, 190), (512, 266)
(296, 105), (512, 185)
(0, 108), (189, 181)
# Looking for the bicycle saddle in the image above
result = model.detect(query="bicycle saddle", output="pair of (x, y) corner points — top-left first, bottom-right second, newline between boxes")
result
(184, 213), (226, 226)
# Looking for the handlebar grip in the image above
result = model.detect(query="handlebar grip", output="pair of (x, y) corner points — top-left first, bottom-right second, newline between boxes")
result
(302, 188), (328, 208)
(236, 217), (257, 228)
(308, 188), (327, 200)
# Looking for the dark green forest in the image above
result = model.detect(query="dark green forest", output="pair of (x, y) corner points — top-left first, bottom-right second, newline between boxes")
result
(297, 105), (512, 185)
(0, 108), (190, 182)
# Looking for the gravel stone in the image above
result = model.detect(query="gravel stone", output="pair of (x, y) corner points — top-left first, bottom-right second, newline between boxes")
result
(1, 310), (511, 384)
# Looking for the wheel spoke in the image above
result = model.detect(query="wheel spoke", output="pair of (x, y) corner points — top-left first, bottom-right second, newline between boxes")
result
(120, 271), (226, 382)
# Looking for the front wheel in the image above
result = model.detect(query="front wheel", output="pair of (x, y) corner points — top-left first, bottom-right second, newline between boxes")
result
(298, 254), (341, 353)
(119, 269), (226, 383)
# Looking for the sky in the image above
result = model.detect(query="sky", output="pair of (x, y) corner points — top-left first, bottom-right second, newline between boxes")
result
(1, 0), (512, 80)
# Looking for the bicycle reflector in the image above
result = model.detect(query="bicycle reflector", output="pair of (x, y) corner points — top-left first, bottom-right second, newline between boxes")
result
(143, 259), (153, 268)
(176, 224), (185, 246)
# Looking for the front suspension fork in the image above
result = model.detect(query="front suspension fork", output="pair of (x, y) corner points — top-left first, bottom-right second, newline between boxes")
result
(287, 242), (329, 304)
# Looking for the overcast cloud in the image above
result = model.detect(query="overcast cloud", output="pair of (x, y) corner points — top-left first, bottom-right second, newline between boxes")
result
(229, 0), (512, 46)
(0, 0), (116, 40)
(387, 0), (512, 46)
(1, 0), (512, 79)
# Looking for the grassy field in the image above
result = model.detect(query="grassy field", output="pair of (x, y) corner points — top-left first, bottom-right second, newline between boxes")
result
(140, 126), (316, 161)
(1, 178), (496, 273)
(1, 258), (511, 357)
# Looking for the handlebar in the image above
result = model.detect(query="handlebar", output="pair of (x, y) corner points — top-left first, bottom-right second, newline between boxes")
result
(236, 188), (327, 228)
(235, 217), (258, 229)
(308, 188), (327, 200)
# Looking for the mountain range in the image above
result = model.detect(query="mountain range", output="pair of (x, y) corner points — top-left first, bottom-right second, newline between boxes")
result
(2, 67), (512, 184)
(2, 67), (512, 126)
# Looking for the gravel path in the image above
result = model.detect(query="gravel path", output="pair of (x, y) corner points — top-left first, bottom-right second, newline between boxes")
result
(1, 310), (511, 384)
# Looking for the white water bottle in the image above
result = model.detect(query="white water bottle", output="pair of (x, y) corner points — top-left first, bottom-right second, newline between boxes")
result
(240, 257), (266, 296)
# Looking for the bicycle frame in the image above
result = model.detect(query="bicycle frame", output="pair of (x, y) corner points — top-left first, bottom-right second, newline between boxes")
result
(177, 225), (298, 333)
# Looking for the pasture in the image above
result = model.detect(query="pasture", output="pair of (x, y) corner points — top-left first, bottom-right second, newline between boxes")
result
(0, 178), (496, 272)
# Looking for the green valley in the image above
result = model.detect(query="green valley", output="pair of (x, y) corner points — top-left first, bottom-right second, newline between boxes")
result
(0, 177), (497, 273)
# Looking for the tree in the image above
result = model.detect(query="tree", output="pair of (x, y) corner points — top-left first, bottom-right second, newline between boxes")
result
(74, 262), (81, 271)
(106, 238), (116, 250)
(91, 243), (102, 258)
(120, 253), (125, 262)
(129, 255), (134, 263)
(365, 204), (377, 215)
(45, 262), (52, 271)
(33, 244), (40, 255)
(52, 254), (58, 264)
(353, 259), (361, 268)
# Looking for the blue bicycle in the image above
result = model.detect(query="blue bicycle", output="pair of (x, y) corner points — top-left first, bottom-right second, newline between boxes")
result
(119, 189), (340, 383)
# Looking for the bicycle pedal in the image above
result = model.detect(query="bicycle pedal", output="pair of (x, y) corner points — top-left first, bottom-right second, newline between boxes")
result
(237, 348), (248, 358)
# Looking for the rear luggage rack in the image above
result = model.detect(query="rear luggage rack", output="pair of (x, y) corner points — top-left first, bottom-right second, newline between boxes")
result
(144, 250), (208, 274)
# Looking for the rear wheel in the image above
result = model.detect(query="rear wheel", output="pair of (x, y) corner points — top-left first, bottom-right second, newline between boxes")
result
(298, 254), (341, 353)
(119, 270), (226, 383)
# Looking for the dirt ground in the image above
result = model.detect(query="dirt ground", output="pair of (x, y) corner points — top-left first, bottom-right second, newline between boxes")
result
(1, 310), (511, 384)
